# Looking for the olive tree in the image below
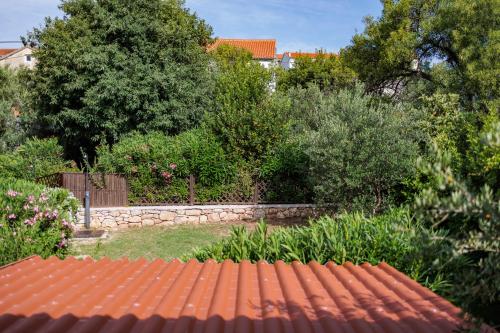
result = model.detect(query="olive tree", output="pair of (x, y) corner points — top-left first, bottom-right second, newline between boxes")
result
(294, 85), (422, 213)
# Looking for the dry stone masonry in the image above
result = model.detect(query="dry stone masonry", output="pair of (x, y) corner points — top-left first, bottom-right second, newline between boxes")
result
(75, 204), (332, 229)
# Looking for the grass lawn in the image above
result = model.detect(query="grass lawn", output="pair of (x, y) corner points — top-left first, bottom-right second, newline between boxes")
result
(69, 224), (238, 261)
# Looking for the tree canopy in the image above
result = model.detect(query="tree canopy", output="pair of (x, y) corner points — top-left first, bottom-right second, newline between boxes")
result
(278, 52), (357, 92)
(0, 67), (33, 152)
(344, 0), (499, 107)
(206, 45), (289, 162)
(27, 0), (214, 160)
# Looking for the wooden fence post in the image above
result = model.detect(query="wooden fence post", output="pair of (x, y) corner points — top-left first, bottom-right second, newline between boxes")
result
(189, 175), (195, 205)
(253, 182), (259, 204)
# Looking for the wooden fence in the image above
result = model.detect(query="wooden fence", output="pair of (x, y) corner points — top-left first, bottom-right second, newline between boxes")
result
(37, 173), (128, 208)
(37, 172), (302, 207)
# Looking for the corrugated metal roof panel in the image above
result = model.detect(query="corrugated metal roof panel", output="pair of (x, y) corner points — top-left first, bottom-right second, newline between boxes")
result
(0, 256), (483, 333)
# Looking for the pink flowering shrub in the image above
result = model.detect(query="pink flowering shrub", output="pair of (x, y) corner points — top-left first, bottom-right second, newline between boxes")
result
(94, 129), (237, 203)
(0, 178), (79, 265)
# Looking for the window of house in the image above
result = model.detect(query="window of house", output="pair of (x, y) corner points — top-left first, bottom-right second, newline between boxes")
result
(26, 55), (32, 62)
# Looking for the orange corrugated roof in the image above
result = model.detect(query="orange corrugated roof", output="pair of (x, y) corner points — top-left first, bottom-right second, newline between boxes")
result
(0, 256), (482, 333)
(208, 38), (276, 59)
(0, 49), (17, 57)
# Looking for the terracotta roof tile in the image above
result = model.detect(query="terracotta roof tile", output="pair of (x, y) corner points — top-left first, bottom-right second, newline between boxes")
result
(0, 49), (17, 57)
(208, 38), (276, 59)
(0, 256), (486, 333)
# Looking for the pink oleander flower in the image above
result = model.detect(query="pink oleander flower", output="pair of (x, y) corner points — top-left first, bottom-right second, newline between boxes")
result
(6, 190), (19, 197)
(62, 219), (69, 227)
(57, 238), (67, 248)
(161, 171), (172, 179)
(39, 193), (48, 202)
(24, 219), (35, 226)
(27, 195), (35, 204)
(8, 214), (16, 220)
(23, 204), (30, 210)
(169, 163), (177, 170)
(33, 206), (40, 213)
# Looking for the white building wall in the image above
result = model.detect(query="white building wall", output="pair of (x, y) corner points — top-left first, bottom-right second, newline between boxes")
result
(0, 47), (36, 69)
(259, 59), (274, 68)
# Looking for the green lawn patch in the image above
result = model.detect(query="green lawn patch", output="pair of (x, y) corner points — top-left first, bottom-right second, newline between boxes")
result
(69, 224), (237, 261)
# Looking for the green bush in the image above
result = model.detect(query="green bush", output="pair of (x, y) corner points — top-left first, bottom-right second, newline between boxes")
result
(414, 138), (499, 322)
(277, 52), (357, 92)
(206, 45), (290, 163)
(0, 137), (75, 180)
(186, 208), (457, 292)
(259, 139), (313, 203)
(292, 85), (422, 213)
(0, 178), (80, 265)
(94, 129), (240, 203)
(0, 66), (33, 153)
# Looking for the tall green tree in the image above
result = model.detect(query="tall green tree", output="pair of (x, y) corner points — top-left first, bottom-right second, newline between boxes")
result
(206, 45), (290, 163)
(26, 0), (213, 160)
(278, 53), (357, 92)
(0, 67), (33, 152)
(344, 0), (499, 106)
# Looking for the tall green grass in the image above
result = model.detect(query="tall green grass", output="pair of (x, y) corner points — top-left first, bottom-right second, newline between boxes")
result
(185, 208), (462, 293)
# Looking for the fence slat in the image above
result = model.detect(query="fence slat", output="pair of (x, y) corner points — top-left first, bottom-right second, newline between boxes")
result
(38, 173), (128, 208)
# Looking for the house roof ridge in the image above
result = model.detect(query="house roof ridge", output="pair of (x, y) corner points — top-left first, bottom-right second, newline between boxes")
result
(0, 46), (33, 60)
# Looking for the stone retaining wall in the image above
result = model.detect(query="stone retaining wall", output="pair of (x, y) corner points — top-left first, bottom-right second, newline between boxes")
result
(75, 204), (332, 229)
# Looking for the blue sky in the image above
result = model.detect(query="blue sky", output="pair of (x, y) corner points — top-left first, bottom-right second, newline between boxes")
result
(0, 0), (382, 53)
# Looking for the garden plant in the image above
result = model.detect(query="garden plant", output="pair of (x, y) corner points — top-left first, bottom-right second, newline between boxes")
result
(0, 178), (80, 265)
(0, 0), (497, 328)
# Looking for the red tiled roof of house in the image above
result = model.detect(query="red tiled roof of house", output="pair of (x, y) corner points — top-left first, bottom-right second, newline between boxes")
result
(0, 256), (482, 332)
(208, 38), (276, 59)
(0, 49), (17, 57)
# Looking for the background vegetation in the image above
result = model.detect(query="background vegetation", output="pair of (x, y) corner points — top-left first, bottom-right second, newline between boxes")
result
(0, 0), (497, 327)
(0, 178), (79, 265)
(187, 208), (462, 296)
(24, 0), (214, 161)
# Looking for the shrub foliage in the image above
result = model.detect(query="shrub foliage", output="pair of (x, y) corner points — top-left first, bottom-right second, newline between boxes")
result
(94, 129), (242, 203)
(0, 138), (74, 180)
(27, 0), (214, 160)
(0, 178), (79, 265)
(293, 85), (421, 213)
(414, 140), (499, 321)
(186, 208), (457, 293)
(206, 45), (290, 162)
